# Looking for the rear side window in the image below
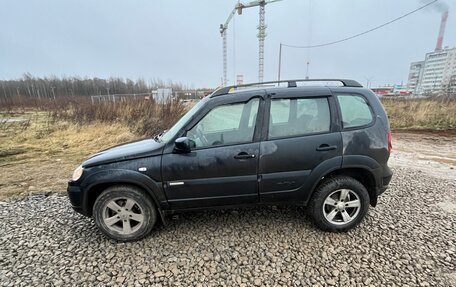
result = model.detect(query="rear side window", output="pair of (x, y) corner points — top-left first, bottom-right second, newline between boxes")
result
(269, 97), (331, 139)
(337, 95), (373, 129)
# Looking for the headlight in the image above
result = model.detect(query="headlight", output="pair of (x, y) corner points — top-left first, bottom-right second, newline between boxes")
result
(72, 165), (84, 181)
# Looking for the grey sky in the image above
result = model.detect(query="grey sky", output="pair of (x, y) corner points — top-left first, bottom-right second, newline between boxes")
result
(0, 0), (454, 88)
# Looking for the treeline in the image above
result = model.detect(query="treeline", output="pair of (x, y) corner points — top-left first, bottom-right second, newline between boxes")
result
(0, 74), (189, 100)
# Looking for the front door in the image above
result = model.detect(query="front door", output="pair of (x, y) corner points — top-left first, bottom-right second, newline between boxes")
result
(161, 96), (263, 209)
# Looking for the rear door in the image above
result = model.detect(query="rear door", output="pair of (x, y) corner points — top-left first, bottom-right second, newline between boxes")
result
(161, 92), (265, 209)
(259, 88), (342, 203)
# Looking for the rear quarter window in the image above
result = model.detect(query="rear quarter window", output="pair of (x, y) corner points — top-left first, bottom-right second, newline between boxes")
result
(337, 94), (373, 129)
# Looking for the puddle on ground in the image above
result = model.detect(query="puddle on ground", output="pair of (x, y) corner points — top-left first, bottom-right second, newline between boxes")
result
(391, 132), (456, 179)
(0, 118), (27, 123)
(418, 156), (456, 166)
(437, 202), (456, 214)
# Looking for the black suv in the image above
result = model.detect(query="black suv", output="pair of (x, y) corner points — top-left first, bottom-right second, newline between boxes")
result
(68, 79), (393, 241)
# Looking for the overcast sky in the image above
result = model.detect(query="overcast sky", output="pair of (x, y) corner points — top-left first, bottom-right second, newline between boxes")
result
(0, 0), (454, 88)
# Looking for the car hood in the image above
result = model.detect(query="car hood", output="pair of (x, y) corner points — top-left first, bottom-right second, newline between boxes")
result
(82, 138), (165, 167)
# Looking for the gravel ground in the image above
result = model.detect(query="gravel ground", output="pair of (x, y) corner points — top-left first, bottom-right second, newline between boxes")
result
(1, 167), (455, 287)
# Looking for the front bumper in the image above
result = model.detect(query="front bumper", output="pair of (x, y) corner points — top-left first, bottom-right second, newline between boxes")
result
(67, 183), (84, 215)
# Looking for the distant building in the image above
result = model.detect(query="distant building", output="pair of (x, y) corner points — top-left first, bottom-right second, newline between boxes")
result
(406, 10), (455, 95)
(407, 47), (456, 95)
(371, 85), (411, 97)
(407, 61), (424, 94)
(371, 86), (394, 96)
(236, 75), (244, 86)
(153, 88), (173, 102)
(450, 75), (456, 93)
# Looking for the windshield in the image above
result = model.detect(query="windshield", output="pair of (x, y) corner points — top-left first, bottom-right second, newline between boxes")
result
(159, 98), (208, 143)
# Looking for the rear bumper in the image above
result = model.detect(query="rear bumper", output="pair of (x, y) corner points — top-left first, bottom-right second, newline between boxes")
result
(378, 176), (392, 195)
(368, 165), (392, 207)
(377, 166), (393, 196)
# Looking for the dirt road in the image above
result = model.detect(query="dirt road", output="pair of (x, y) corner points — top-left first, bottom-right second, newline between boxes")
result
(390, 131), (456, 180)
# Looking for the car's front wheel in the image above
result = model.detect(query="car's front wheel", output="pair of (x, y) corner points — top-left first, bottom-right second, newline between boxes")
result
(93, 185), (157, 241)
(308, 176), (369, 232)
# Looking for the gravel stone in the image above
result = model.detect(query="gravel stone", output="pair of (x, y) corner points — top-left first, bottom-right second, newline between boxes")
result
(154, 272), (166, 278)
(1, 167), (455, 286)
(253, 278), (262, 286)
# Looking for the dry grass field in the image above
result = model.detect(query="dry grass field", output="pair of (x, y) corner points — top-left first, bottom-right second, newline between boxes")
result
(0, 98), (186, 199)
(381, 97), (456, 130)
(0, 115), (137, 199)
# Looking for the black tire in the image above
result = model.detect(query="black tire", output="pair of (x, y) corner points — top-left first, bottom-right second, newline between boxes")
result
(308, 176), (369, 232)
(93, 185), (157, 242)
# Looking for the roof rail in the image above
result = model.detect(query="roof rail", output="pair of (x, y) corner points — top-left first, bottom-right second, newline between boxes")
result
(210, 79), (363, 97)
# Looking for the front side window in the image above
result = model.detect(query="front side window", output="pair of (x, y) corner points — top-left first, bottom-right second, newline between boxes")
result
(269, 97), (331, 139)
(337, 94), (373, 129)
(187, 98), (259, 148)
(160, 97), (208, 142)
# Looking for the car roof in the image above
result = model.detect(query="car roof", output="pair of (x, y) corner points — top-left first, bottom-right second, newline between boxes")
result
(210, 79), (365, 98)
(265, 85), (333, 96)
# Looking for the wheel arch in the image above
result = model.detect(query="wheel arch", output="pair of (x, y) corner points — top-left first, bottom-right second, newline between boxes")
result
(310, 167), (378, 207)
(80, 169), (168, 222)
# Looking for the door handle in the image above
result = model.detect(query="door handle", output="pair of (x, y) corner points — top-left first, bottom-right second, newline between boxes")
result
(316, 144), (337, 151)
(234, 152), (256, 159)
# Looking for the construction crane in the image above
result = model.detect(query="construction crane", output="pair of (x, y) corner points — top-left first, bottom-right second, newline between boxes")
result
(235, 0), (282, 83)
(220, 0), (281, 86)
(220, 7), (237, 86)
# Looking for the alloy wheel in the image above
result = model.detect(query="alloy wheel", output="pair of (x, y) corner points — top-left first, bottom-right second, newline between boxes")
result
(322, 189), (361, 225)
(102, 197), (145, 235)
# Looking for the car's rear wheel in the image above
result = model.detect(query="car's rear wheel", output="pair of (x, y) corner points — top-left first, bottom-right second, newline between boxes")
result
(308, 176), (369, 232)
(93, 185), (157, 241)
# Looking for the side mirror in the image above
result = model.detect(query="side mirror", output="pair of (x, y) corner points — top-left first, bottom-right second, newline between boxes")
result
(174, 137), (191, 153)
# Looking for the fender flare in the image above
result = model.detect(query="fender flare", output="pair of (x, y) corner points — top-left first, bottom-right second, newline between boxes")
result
(304, 155), (380, 204)
(80, 169), (169, 220)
